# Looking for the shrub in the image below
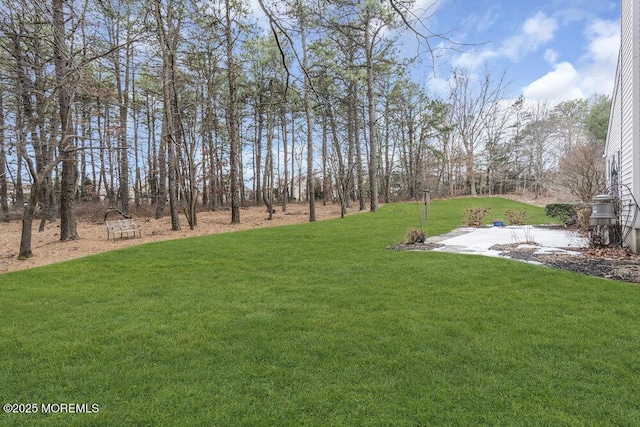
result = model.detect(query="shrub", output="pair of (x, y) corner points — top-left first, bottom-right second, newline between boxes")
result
(545, 203), (578, 226)
(464, 207), (490, 226)
(404, 228), (426, 244)
(505, 209), (531, 226)
(576, 205), (593, 232)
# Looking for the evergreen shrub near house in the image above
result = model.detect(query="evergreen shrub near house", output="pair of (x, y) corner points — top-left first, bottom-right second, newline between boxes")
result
(545, 203), (578, 226)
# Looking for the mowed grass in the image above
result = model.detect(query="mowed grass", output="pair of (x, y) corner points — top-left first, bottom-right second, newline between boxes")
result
(1, 198), (640, 425)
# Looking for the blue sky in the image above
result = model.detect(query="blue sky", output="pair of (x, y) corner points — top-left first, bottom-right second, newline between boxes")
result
(404, 0), (621, 102)
(248, 0), (621, 104)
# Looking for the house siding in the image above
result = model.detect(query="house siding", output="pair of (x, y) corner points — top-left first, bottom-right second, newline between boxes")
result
(606, 53), (621, 160)
(605, 0), (640, 251)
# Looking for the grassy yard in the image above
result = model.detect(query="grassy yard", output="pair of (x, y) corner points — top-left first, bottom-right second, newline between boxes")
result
(1, 198), (639, 425)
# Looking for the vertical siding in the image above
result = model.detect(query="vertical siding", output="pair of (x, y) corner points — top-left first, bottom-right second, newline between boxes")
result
(606, 52), (621, 161)
(619, 0), (634, 196)
(606, 0), (640, 248)
(632, 0), (640, 231)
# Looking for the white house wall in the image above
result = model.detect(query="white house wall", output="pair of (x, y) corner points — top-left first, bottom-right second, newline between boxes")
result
(606, 52), (621, 175)
(620, 0), (636, 233)
(605, 0), (640, 251)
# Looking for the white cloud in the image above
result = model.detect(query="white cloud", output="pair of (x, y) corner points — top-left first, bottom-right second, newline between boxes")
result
(425, 75), (452, 97)
(502, 12), (558, 59)
(453, 11), (558, 71)
(412, 0), (442, 14)
(544, 49), (559, 64)
(522, 62), (585, 102)
(523, 12), (558, 44)
(522, 17), (620, 102)
(453, 49), (498, 70)
(579, 18), (620, 96)
(585, 19), (619, 64)
(474, 8), (497, 32)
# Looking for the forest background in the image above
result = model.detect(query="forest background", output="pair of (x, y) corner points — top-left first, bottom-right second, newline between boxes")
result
(0, 0), (611, 259)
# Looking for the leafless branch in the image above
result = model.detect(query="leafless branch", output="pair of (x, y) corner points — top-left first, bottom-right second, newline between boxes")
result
(388, 0), (475, 72)
(255, 0), (322, 98)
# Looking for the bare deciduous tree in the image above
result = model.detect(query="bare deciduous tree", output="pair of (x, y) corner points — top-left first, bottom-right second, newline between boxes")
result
(559, 143), (606, 202)
(448, 67), (508, 196)
(153, 0), (182, 230)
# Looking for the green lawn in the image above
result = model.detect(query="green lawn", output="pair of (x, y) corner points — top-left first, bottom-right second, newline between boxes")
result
(1, 198), (639, 425)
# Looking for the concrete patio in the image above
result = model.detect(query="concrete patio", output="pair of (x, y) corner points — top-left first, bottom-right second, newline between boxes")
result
(426, 225), (589, 258)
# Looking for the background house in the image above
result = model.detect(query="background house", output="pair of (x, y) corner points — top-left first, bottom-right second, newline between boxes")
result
(605, 0), (640, 252)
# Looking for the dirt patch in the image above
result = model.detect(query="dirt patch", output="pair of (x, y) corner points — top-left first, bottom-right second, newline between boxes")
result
(0, 203), (355, 274)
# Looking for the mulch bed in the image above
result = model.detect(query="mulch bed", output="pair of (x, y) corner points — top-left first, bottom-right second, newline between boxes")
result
(495, 245), (640, 284)
(388, 242), (640, 285)
(387, 242), (442, 251)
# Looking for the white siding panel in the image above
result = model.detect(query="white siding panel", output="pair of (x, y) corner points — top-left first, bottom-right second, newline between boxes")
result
(606, 52), (622, 159)
(605, 0), (640, 246)
(619, 0), (634, 198)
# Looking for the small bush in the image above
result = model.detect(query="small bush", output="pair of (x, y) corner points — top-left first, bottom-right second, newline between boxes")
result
(576, 205), (593, 232)
(405, 229), (426, 244)
(545, 203), (578, 226)
(505, 209), (531, 226)
(465, 207), (490, 227)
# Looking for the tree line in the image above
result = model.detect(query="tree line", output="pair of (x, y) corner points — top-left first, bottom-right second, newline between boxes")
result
(0, 0), (609, 259)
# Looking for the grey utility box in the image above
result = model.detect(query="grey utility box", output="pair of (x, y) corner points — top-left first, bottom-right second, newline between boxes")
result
(590, 194), (617, 225)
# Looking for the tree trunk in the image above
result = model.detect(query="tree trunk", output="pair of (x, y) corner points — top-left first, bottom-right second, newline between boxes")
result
(263, 95), (274, 219)
(167, 126), (181, 230)
(18, 191), (38, 259)
(466, 153), (476, 196)
(354, 84), (365, 211)
(254, 100), (263, 205)
(209, 113), (220, 211)
(321, 114), (328, 206)
(132, 78), (142, 208)
(365, 16), (378, 212)
(117, 56), (130, 214)
(298, 0), (315, 221)
(281, 105), (288, 212)
(154, 0), (181, 230)
(53, 0), (78, 241)
(226, 0), (240, 224)
(327, 102), (347, 218)
(0, 91), (8, 220)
